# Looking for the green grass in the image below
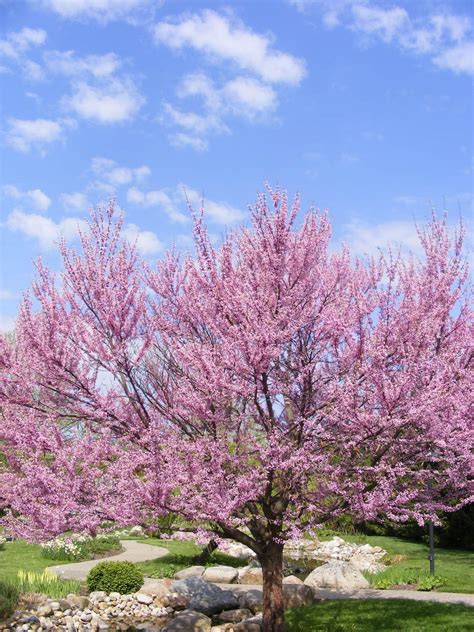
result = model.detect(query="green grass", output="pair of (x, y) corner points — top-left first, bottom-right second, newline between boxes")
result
(0, 540), (71, 582)
(317, 533), (474, 594)
(285, 599), (474, 631)
(134, 538), (247, 579)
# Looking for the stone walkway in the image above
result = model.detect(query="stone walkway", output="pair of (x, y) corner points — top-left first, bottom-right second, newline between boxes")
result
(216, 584), (474, 608)
(48, 540), (169, 581)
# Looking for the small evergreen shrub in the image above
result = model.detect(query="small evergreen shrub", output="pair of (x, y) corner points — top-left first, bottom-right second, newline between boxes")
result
(87, 561), (143, 594)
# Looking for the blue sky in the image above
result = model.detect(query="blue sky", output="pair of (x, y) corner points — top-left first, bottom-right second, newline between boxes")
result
(1, 0), (472, 332)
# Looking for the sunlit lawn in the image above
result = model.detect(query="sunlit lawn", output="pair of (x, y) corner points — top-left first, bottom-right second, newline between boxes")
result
(286, 599), (474, 631)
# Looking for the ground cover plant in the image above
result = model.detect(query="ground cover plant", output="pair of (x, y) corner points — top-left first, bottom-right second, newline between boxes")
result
(1, 190), (472, 631)
(40, 532), (121, 561)
(285, 599), (474, 632)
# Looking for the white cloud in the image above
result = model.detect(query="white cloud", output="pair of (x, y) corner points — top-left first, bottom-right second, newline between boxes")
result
(434, 42), (474, 74)
(123, 223), (162, 255)
(153, 9), (306, 86)
(22, 59), (45, 81)
(5, 118), (65, 153)
(0, 27), (47, 59)
(0, 289), (14, 300)
(127, 183), (243, 225)
(179, 185), (244, 224)
(298, 2), (474, 76)
(0, 27), (47, 80)
(6, 209), (88, 250)
(223, 77), (277, 116)
(44, 50), (121, 77)
(126, 187), (188, 222)
(165, 73), (277, 150)
(351, 5), (409, 42)
(343, 219), (423, 258)
(38, 0), (150, 22)
(0, 314), (16, 334)
(171, 133), (209, 152)
(60, 192), (90, 212)
(3, 184), (51, 212)
(90, 157), (151, 192)
(63, 78), (144, 123)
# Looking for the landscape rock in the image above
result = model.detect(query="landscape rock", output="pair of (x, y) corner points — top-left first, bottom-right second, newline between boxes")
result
(162, 609), (212, 631)
(142, 577), (174, 597)
(202, 565), (239, 584)
(232, 614), (262, 631)
(236, 589), (263, 614)
(171, 577), (239, 616)
(304, 560), (370, 590)
(283, 575), (303, 585)
(283, 584), (314, 608)
(218, 543), (256, 560)
(216, 608), (253, 623)
(284, 536), (386, 574)
(238, 564), (263, 585)
(135, 592), (154, 604)
(174, 566), (206, 580)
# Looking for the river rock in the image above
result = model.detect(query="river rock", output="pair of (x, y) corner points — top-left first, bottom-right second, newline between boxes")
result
(283, 575), (303, 585)
(283, 584), (314, 608)
(135, 592), (153, 605)
(216, 608), (253, 623)
(238, 564), (263, 585)
(171, 577), (239, 616)
(36, 604), (53, 617)
(232, 614), (262, 631)
(175, 566), (206, 580)
(236, 590), (263, 614)
(142, 577), (174, 597)
(162, 609), (212, 631)
(202, 566), (239, 584)
(304, 560), (370, 590)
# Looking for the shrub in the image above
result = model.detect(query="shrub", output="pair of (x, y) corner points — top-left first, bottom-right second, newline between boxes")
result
(0, 581), (19, 621)
(368, 566), (447, 591)
(87, 561), (143, 594)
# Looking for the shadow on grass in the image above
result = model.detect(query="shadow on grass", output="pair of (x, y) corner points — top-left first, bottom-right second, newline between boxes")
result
(285, 599), (474, 632)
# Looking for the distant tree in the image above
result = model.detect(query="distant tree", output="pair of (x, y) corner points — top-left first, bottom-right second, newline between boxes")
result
(1, 189), (472, 631)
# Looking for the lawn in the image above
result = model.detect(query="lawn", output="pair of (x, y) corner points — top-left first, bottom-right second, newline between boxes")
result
(318, 533), (474, 594)
(0, 540), (70, 582)
(134, 537), (248, 578)
(285, 599), (474, 631)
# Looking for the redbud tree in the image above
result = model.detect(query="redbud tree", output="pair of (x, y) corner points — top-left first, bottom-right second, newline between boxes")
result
(1, 189), (472, 631)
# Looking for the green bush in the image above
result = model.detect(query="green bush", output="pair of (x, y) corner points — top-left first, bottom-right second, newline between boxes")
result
(368, 566), (447, 591)
(0, 581), (19, 621)
(87, 561), (143, 594)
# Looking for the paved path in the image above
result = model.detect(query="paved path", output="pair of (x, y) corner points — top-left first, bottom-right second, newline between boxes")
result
(216, 584), (474, 608)
(48, 540), (168, 581)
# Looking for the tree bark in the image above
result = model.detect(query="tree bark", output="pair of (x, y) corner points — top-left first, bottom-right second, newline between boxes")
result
(259, 540), (285, 632)
(193, 539), (218, 565)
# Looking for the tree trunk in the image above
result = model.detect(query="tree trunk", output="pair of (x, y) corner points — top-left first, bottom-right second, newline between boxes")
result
(259, 540), (285, 632)
(193, 539), (218, 565)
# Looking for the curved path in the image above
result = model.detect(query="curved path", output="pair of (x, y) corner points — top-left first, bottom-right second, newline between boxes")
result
(48, 540), (168, 581)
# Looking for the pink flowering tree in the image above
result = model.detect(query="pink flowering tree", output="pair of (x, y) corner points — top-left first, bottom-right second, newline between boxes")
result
(1, 190), (472, 631)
